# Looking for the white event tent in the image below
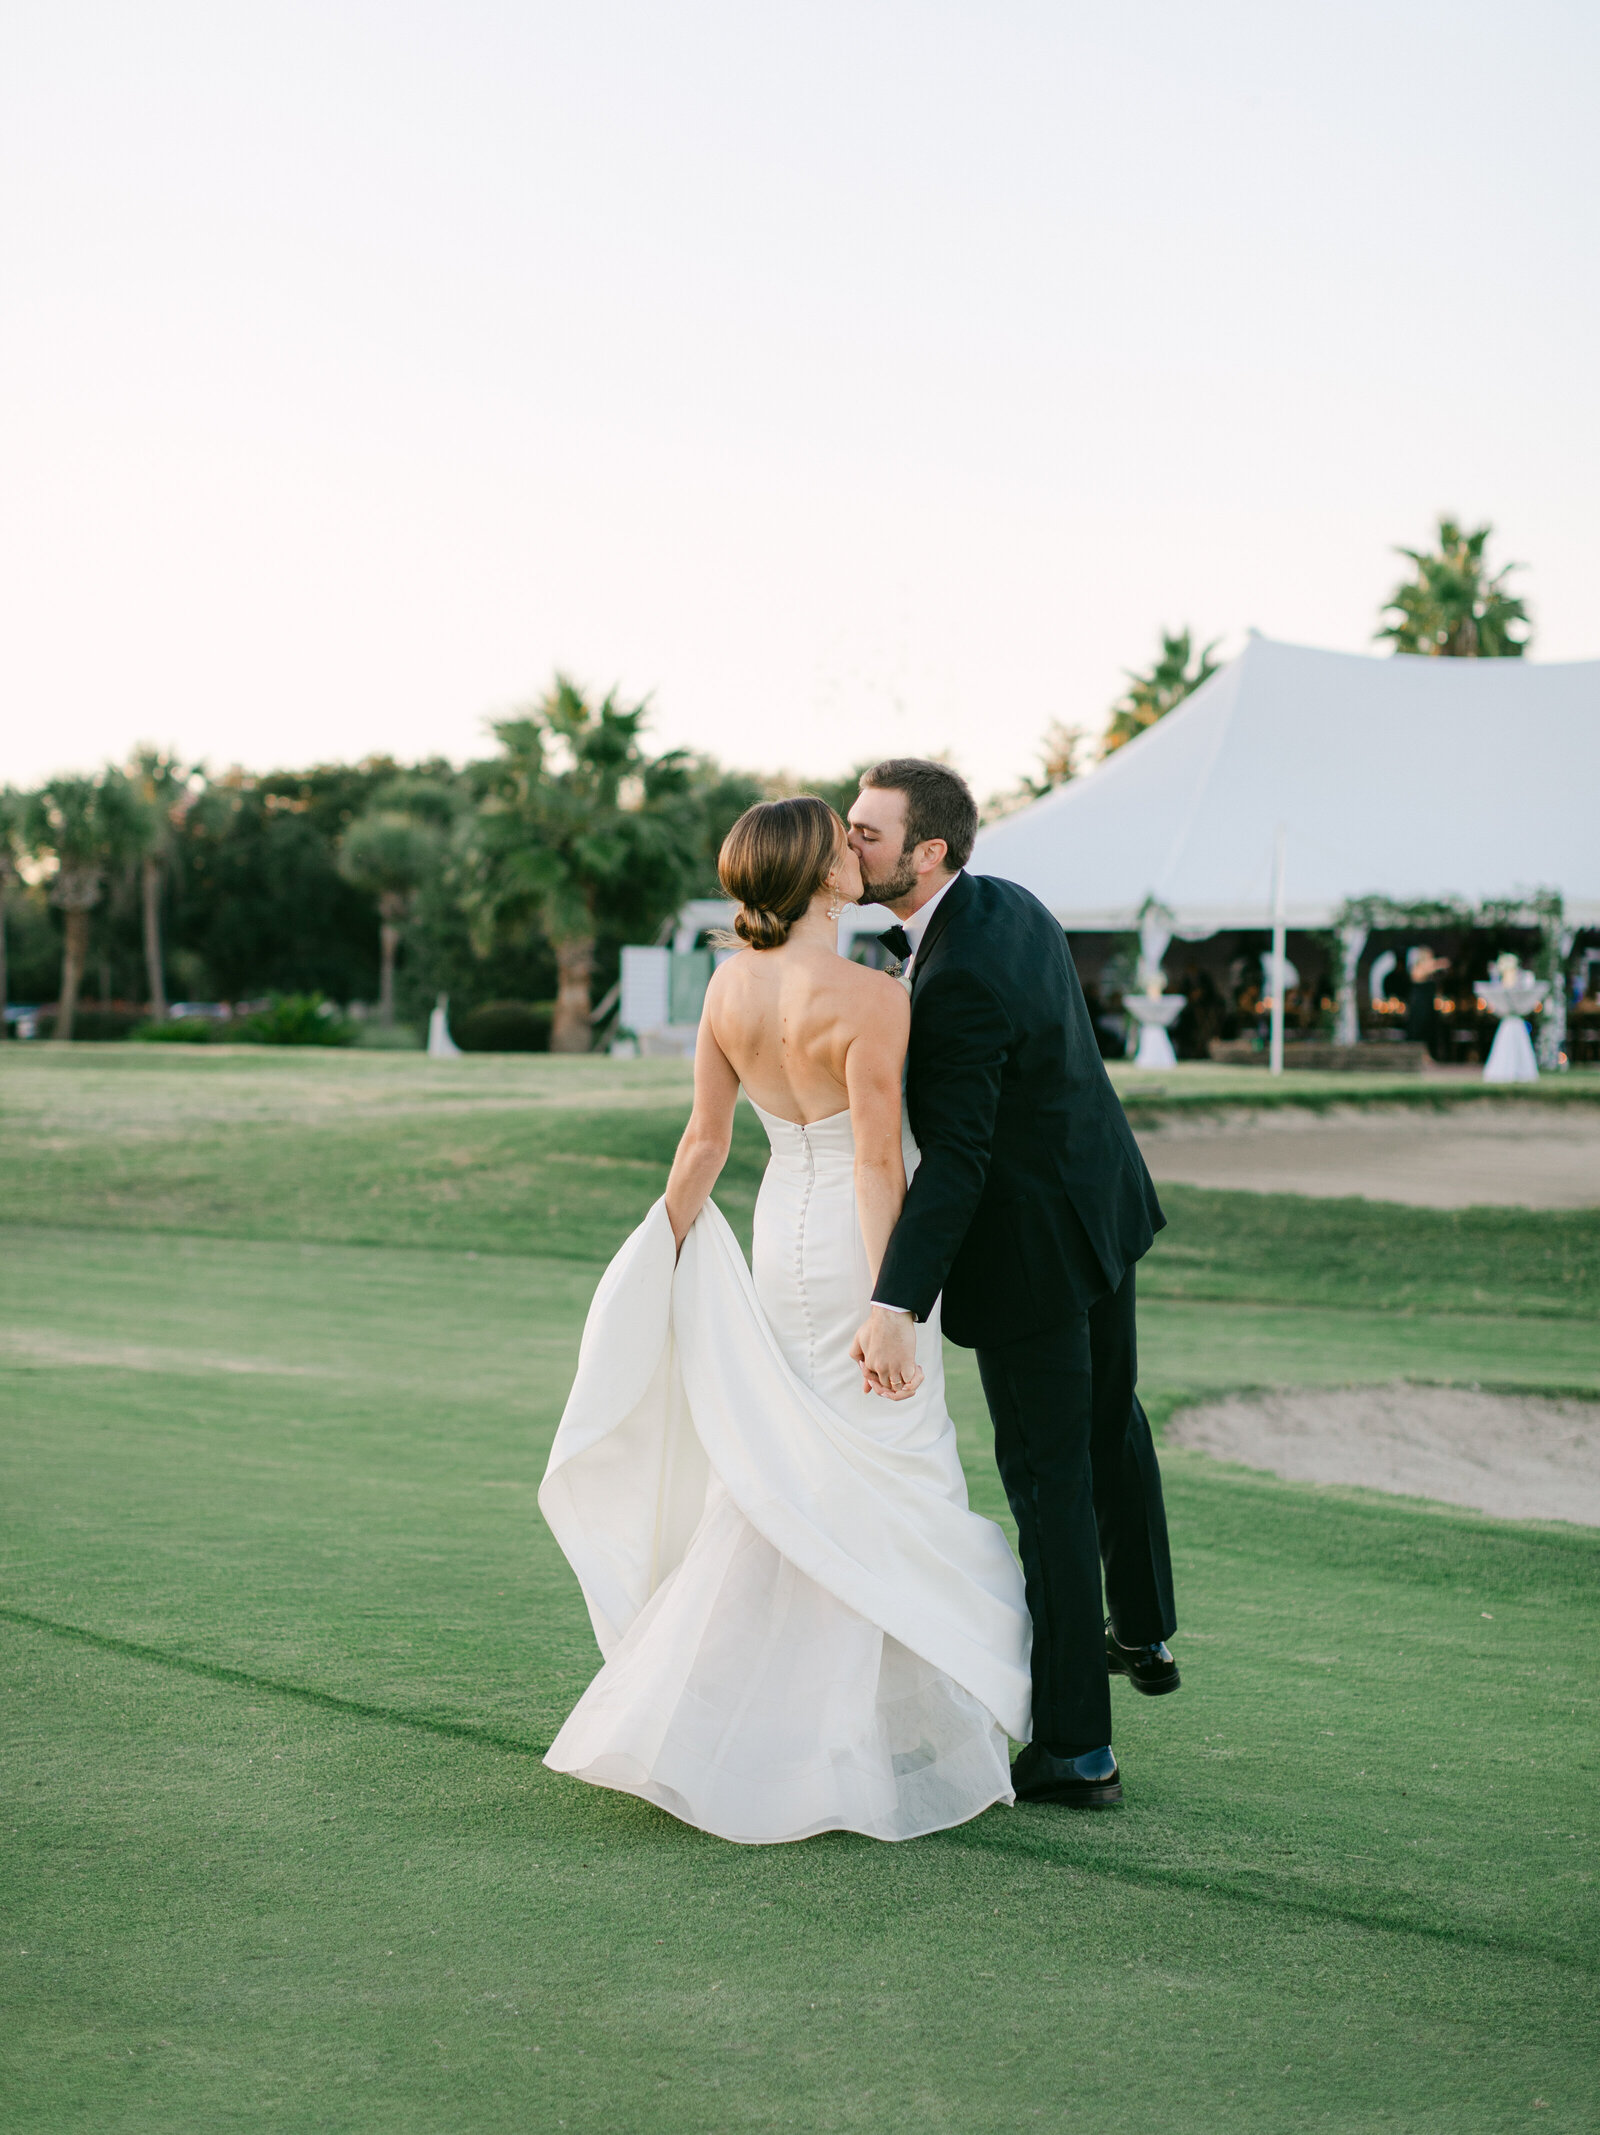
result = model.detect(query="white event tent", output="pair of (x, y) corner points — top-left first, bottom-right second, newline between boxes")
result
(961, 634), (1600, 935)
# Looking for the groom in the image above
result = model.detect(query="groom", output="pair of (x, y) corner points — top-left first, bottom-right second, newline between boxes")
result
(848, 759), (1178, 1808)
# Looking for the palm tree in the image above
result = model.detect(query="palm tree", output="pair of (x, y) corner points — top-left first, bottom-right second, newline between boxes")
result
(1102, 630), (1222, 756)
(0, 787), (25, 1035)
(338, 807), (444, 1026)
(1376, 517), (1530, 657)
(127, 747), (191, 1018)
(24, 770), (143, 1040)
(1030, 721), (1086, 791)
(984, 722), (1088, 821)
(462, 677), (702, 1052)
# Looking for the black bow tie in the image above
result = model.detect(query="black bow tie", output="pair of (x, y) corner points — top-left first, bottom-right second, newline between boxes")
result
(878, 925), (913, 963)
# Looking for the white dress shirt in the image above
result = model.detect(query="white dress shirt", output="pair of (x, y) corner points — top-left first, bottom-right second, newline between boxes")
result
(896, 870), (958, 976)
(877, 871), (960, 1317)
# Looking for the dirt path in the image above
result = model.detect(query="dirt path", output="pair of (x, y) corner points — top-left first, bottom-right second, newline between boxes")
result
(1135, 1101), (1600, 1209)
(1168, 1386), (1600, 1526)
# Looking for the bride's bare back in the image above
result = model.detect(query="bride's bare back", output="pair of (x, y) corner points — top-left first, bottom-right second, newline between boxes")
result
(705, 939), (905, 1126)
(662, 795), (914, 1366)
(664, 925), (910, 1293)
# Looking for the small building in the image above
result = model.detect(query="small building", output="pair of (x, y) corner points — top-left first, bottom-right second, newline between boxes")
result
(617, 901), (740, 1055)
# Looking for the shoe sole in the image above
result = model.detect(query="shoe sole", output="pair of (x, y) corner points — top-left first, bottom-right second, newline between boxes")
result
(1107, 1656), (1181, 1696)
(1017, 1781), (1124, 1808)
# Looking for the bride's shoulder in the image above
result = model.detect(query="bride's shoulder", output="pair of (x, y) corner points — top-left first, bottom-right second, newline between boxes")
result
(705, 947), (758, 993)
(839, 955), (906, 994)
(833, 957), (909, 1018)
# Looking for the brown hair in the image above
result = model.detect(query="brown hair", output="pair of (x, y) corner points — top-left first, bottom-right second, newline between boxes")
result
(859, 757), (978, 870)
(717, 796), (846, 950)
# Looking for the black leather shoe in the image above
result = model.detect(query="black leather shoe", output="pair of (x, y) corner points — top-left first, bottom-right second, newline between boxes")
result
(1106, 1620), (1181, 1696)
(1011, 1741), (1122, 1807)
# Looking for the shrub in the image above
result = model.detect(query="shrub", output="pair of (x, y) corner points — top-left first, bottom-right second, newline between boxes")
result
(132, 1018), (220, 1044)
(452, 1000), (554, 1053)
(33, 1009), (146, 1042)
(233, 993), (357, 1047)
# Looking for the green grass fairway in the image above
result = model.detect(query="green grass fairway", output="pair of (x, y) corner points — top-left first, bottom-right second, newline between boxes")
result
(3, 1052), (1598, 2131)
(5, 1048), (1597, 1318)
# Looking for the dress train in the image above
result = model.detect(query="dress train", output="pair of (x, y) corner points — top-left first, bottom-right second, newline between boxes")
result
(539, 1103), (1031, 1844)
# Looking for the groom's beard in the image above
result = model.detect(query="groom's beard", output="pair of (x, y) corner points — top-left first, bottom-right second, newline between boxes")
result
(859, 852), (920, 906)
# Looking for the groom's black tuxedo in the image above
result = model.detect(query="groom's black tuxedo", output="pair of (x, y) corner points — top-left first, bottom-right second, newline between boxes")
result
(874, 869), (1177, 1757)
(874, 870), (1163, 1345)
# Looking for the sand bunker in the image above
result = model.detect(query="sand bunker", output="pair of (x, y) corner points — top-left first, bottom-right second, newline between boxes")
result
(1168, 1385), (1600, 1526)
(1135, 1100), (1600, 1209)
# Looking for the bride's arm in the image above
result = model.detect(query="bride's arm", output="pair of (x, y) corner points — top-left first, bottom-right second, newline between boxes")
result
(664, 1014), (740, 1251)
(844, 977), (913, 1287)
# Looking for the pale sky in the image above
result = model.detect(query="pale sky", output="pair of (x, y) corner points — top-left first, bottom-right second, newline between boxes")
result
(4, 0), (1596, 799)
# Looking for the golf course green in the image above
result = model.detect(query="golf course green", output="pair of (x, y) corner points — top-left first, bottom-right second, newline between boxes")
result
(3, 1048), (1596, 2132)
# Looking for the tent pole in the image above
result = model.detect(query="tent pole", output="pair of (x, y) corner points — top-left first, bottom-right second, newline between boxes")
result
(1269, 825), (1287, 1077)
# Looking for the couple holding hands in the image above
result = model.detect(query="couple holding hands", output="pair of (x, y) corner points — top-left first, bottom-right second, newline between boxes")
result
(540, 758), (1177, 1843)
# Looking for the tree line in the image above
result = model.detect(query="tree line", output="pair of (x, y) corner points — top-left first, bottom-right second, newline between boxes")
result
(0, 692), (793, 1051)
(0, 516), (1530, 1048)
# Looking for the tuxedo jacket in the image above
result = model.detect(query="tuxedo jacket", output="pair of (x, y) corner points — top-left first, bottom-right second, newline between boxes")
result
(873, 870), (1164, 1348)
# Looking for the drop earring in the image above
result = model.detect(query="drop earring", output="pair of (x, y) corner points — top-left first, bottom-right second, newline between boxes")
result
(825, 879), (844, 922)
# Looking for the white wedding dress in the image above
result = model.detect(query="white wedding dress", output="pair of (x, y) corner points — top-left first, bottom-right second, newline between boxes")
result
(540, 1098), (1032, 1844)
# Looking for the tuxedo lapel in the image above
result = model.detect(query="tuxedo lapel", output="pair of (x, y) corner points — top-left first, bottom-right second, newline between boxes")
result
(908, 871), (973, 1000)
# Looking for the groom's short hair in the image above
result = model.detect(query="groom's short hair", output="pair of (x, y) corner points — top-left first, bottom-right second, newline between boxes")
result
(859, 759), (978, 871)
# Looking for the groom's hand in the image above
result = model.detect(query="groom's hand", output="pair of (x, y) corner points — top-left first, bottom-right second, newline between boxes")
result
(851, 1306), (923, 1400)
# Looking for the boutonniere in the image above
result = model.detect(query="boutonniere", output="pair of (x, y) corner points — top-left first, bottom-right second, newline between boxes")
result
(896, 971), (914, 997)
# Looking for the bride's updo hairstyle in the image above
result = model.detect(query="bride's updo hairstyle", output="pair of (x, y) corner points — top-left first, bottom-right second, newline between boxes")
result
(717, 796), (846, 950)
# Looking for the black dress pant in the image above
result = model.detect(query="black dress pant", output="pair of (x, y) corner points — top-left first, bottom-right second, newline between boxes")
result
(976, 1264), (1175, 1757)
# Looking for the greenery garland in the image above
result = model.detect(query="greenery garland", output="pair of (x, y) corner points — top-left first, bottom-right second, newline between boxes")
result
(1323, 889), (1583, 1067)
(1332, 889), (1567, 983)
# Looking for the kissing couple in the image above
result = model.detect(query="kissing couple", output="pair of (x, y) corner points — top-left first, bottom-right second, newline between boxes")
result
(541, 758), (1179, 1841)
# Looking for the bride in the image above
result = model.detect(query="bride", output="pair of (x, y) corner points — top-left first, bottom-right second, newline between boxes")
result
(539, 796), (1031, 1843)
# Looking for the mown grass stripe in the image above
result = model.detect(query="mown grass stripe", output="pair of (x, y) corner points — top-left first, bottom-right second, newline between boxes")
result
(0, 1603), (549, 1758)
(6, 1600), (1589, 1975)
(963, 1816), (1598, 1972)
